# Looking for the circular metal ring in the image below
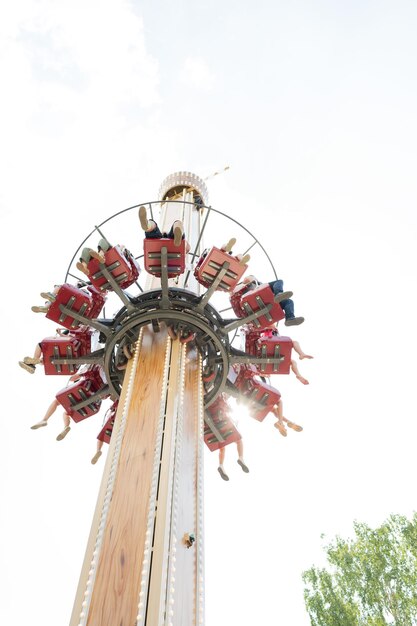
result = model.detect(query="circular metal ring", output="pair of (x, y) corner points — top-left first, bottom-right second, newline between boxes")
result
(102, 293), (230, 407)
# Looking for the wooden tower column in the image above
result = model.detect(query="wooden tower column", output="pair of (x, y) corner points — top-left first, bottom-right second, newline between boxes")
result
(70, 173), (208, 626)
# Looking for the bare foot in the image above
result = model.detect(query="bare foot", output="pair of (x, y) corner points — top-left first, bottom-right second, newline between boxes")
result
(299, 354), (313, 360)
(296, 375), (309, 385)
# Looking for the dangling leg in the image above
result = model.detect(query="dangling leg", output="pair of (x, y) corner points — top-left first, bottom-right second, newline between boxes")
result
(139, 206), (163, 237)
(217, 447), (229, 481)
(56, 411), (71, 441)
(236, 439), (249, 473)
(31, 398), (59, 429)
(171, 220), (184, 247)
(88, 249), (105, 262)
(39, 292), (56, 302)
(292, 340), (313, 360)
(290, 359), (309, 385)
(97, 238), (111, 258)
(280, 297), (304, 327)
(39, 284), (60, 302)
(25, 344), (42, 364)
(91, 440), (104, 464)
(76, 248), (94, 275)
(76, 260), (90, 275)
(221, 238), (237, 253)
(19, 344), (43, 374)
(272, 401), (287, 437)
(234, 252), (251, 265)
(282, 416), (303, 432)
(84, 240), (108, 263)
(139, 205), (151, 231)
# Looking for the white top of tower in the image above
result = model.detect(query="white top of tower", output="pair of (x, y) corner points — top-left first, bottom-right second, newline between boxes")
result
(158, 171), (209, 206)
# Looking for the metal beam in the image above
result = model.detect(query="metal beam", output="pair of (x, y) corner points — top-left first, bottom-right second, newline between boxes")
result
(59, 304), (111, 336)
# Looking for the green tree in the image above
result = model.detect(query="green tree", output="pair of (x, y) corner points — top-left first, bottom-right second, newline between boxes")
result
(303, 513), (417, 626)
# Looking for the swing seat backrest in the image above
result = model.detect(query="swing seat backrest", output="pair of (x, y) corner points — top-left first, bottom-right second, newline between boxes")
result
(230, 282), (251, 318)
(204, 396), (242, 451)
(144, 238), (186, 278)
(194, 247), (247, 292)
(240, 283), (285, 329)
(46, 284), (94, 330)
(97, 401), (119, 444)
(87, 245), (140, 291)
(40, 336), (83, 376)
(242, 378), (281, 422)
(56, 376), (103, 422)
(254, 335), (293, 376)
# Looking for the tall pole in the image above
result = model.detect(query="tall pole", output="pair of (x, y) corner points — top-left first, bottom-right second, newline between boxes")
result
(70, 173), (208, 626)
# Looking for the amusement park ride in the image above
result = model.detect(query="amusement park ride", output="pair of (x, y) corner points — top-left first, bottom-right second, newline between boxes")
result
(21, 172), (312, 626)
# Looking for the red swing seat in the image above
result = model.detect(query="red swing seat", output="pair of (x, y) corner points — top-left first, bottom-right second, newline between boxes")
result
(40, 327), (94, 375)
(230, 283), (251, 317)
(46, 284), (98, 330)
(56, 366), (108, 422)
(143, 238), (186, 278)
(243, 378), (281, 421)
(194, 247), (247, 292)
(232, 363), (258, 387)
(244, 329), (293, 375)
(254, 335), (293, 375)
(204, 395), (242, 452)
(244, 327), (271, 355)
(87, 245), (140, 291)
(240, 283), (285, 329)
(70, 326), (94, 353)
(86, 285), (107, 318)
(233, 364), (280, 421)
(97, 401), (119, 444)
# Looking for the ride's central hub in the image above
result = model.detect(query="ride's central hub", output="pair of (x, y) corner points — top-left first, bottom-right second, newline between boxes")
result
(104, 288), (230, 407)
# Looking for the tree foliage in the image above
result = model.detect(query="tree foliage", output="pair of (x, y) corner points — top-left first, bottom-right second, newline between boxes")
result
(303, 513), (417, 626)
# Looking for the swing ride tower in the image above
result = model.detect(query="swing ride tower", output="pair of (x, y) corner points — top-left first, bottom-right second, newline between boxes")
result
(30, 171), (284, 626)
(70, 173), (208, 626)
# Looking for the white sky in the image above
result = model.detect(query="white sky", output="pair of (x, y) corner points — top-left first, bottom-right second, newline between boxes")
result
(1, 1), (417, 624)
